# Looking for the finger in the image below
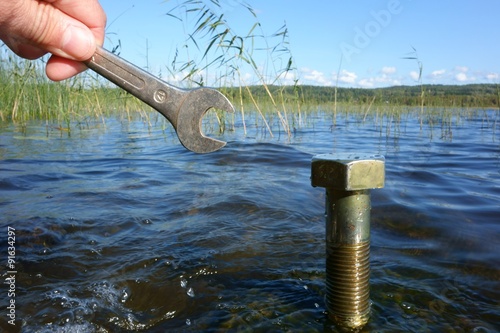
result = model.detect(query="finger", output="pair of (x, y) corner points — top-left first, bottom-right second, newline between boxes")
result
(1, 35), (48, 60)
(46, 54), (88, 81)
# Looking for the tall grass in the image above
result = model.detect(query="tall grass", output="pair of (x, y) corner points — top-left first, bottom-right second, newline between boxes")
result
(0, 46), (148, 127)
(403, 47), (425, 129)
(163, 0), (300, 138)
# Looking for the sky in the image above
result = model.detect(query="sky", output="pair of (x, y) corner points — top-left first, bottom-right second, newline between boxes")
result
(98, 0), (500, 88)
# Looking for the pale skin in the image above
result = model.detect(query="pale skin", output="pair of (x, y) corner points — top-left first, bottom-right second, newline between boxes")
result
(0, 0), (106, 81)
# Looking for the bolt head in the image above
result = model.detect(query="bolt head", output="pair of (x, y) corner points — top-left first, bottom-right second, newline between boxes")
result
(311, 153), (385, 190)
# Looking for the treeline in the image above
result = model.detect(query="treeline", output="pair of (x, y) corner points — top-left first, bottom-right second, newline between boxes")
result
(221, 84), (500, 108)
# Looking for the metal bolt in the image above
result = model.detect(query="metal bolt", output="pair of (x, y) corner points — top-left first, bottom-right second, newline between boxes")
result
(311, 153), (385, 330)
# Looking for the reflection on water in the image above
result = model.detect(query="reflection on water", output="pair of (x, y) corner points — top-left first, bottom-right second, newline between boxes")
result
(0, 109), (499, 332)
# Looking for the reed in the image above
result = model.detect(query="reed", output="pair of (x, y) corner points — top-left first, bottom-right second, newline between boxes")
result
(163, 0), (299, 138)
(403, 47), (425, 129)
(0, 46), (149, 127)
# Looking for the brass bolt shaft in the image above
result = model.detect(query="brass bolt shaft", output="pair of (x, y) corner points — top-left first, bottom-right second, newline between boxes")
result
(311, 154), (385, 330)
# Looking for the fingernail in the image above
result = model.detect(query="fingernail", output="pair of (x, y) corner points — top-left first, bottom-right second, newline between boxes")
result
(61, 25), (95, 60)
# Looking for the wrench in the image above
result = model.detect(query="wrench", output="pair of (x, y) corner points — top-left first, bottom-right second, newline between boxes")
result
(84, 46), (234, 153)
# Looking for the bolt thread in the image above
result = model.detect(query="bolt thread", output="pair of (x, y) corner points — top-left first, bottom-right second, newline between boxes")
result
(326, 241), (370, 329)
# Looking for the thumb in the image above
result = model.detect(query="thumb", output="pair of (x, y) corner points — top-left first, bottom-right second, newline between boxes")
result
(57, 22), (96, 61)
(4, 1), (96, 61)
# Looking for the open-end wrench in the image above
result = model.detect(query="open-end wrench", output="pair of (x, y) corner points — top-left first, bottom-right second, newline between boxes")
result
(84, 46), (234, 153)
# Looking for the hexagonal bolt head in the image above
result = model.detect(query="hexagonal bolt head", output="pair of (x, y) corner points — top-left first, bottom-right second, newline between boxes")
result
(311, 153), (385, 191)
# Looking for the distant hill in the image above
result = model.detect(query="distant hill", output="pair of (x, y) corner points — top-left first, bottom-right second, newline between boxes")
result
(222, 84), (500, 108)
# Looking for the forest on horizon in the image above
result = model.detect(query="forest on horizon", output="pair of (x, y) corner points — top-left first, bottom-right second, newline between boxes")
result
(222, 83), (500, 108)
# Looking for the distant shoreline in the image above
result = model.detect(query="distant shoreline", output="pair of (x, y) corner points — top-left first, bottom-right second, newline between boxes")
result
(221, 84), (500, 108)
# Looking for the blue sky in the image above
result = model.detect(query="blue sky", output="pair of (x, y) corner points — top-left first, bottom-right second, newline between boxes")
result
(99, 0), (500, 88)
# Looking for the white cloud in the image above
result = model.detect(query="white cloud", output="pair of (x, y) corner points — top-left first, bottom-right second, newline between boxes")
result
(357, 75), (401, 88)
(300, 68), (333, 86)
(431, 69), (446, 77)
(169, 71), (192, 85)
(358, 79), (375, 88)
(337, 70), (357, 84)
(279, 71), (298, 85)
(455, 72), (468, 82)
(381, 66), (396, 75)
(409, 71), (420, 81)
(236, 72), (255, 85)
(281, 64), (496, 88)
(486, 73), (499, 81)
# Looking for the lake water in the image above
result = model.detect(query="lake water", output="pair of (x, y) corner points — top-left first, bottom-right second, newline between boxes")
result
(0, 108), (499, 332)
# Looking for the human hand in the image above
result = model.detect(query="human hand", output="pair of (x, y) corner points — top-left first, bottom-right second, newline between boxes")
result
(0, 0), (106, 81)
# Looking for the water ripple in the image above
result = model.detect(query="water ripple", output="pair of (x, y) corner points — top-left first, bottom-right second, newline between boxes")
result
(0, 112), (498, 332)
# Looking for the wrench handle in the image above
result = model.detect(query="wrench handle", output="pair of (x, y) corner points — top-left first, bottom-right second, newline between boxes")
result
(84, 46), (183, 126)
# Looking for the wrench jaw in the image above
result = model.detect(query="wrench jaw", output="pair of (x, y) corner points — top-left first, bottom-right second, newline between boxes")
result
(176, 88), (234, 154)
